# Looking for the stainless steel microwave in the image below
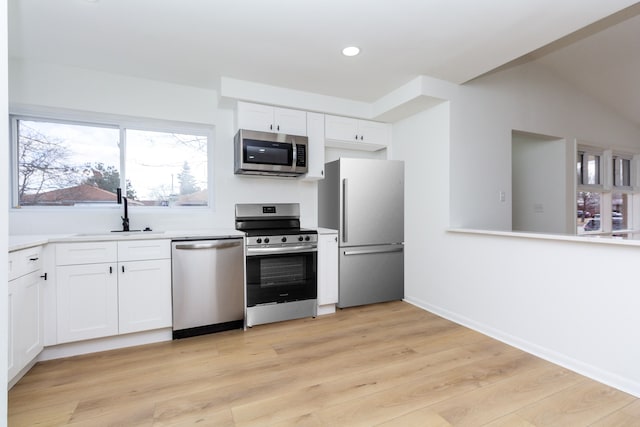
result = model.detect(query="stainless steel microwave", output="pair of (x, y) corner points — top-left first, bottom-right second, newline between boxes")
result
(234, 129), (308, 177)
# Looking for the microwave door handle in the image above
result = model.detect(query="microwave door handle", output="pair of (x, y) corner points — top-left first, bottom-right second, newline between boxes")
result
(292, 143), (297, 167)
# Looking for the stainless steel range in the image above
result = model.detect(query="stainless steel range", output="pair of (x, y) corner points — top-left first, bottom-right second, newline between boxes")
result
(235, 203), (317, 327)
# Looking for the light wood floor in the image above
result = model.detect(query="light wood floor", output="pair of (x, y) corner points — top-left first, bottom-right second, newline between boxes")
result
(8, 301), (640, 426)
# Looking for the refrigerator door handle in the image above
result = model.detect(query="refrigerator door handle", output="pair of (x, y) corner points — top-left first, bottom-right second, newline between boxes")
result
(342, 178), (348, 243)
(343, 246), (404, 256)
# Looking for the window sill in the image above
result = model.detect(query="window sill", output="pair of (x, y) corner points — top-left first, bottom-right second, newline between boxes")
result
(448, 228), (640, 247)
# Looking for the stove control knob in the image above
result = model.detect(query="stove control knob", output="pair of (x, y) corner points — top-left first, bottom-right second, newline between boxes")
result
(305, 236), (310, 241)
(298, 236), (304, 242)
(281, 237), (287, 243)
(264, 237), (270, 244)
(256, 238), (262, 244)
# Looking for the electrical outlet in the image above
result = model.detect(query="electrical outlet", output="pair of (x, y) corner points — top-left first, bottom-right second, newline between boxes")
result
(499, 191), (506, 202)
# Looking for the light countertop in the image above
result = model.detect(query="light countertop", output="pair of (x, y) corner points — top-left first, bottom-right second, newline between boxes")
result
(9, 228), (244, 252)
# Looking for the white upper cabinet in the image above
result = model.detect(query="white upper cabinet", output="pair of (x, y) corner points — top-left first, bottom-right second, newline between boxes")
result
(237, 101), (307, 136)
(303, 112), (325, 180)
(325, 115), (391, 150)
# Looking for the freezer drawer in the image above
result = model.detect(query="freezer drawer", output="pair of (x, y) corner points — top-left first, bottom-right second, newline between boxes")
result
(338, 243), (404, 308)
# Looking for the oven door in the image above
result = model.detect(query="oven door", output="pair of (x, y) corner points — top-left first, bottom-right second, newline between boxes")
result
(245, 246), (317, 306)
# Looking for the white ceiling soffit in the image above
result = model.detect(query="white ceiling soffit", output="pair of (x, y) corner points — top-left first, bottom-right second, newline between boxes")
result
(8, 0), (638, 104)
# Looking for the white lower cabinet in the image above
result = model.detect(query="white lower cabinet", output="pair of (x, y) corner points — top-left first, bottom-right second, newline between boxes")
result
(8, 246), (45, 382)
(317, 231), (339, 307)
(8, 270), (44, 380)
(54, 239), (171, 344)
(118, 259), (172, 334)
(56, 262), (118, 343)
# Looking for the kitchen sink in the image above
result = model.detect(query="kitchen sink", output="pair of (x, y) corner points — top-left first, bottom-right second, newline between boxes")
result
(74, 231), (165, 237)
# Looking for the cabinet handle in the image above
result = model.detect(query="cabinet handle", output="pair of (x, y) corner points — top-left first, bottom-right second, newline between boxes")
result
(29, 257), (39, 261)
(40, 272), (48, 280)
(109, 266), (113, 274)
(122, 265), (125, 273)
(355, 134), (358, 140)
(277, 125), (280, 131)
(360, 135), (364, 141)
(270, 124), (273, 130)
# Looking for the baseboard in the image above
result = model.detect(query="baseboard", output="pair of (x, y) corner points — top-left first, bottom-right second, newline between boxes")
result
(404, 296), (640, 398)
(39, 328), (173, 361)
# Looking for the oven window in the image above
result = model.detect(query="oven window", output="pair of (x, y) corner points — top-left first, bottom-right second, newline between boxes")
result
(246, 251), (317, 306)
(259, 256), (305, 287)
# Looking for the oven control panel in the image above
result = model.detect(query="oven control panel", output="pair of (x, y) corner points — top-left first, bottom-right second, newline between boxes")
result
(246, 233), (317, 247)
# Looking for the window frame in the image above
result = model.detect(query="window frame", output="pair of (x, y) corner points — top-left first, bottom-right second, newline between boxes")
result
(576, 144), (638, 235)
(612, 152), (633, 191)
(576, 146), (603, 189)
(9, 108), (215, 211)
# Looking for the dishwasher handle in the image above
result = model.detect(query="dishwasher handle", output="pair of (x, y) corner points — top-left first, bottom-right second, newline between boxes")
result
(174, 240), (242, 250)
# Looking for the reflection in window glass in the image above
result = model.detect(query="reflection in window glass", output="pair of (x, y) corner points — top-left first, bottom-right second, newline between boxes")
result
(126, 130), (208, 207)
(16, 120), (120, 206)
(577, 152), (601, 185)
(613, 156), (631, 187)
(577, 191), (601, 234)
(612, 192), (628, 231)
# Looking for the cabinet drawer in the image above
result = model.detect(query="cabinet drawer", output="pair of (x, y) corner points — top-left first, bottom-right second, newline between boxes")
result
(9, 246), (43, 281)
(118, 239), (170, 261)
(56, 242), (117, 266)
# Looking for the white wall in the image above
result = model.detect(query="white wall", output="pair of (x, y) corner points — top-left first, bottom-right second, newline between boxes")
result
(394, 61), (640, 397)
(1, 0), (10, 421)
(512, 132), (570, 234)
(450, 62), (640, 231)
(8, 60), (319, 233)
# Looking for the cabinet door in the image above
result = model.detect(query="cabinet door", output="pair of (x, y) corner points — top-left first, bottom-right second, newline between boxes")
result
(325, 115), (359, 142)
(317, 233), (339, 305)
(19, 270), (44, 364)
(8, 270), (44, 381)
(56, 263), (118, 343)
(117, 239), (170, 262)
(303, 112), (325, 180)
(8, 279), (18, 379)
(118, 259), (172, 334)
(237, 102), (275, 133)
(358, 120), (391, 146)
(274, 107), (307, 136)
(55, 242), (117, 266)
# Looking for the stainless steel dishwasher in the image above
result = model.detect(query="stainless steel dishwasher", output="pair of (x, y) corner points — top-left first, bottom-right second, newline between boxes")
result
(171, 237), (244, 339)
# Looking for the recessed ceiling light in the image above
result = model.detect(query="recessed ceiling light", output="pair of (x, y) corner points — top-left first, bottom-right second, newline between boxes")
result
(342, 46), (360, 57)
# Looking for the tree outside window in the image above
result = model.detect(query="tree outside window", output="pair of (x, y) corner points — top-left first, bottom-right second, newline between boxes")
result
(14, 117), (209, 207)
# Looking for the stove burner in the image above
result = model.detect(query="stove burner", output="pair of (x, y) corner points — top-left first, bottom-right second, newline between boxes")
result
(235, 203), (317, 247)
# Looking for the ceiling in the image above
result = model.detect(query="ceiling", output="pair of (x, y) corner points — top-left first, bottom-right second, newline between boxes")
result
(7, 0), (640, 125)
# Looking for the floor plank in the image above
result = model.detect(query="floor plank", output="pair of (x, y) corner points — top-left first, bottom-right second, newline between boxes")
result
(7, 301), (639, 426)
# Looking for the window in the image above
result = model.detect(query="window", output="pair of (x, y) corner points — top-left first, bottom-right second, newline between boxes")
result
(577, 150), (601, 186)
(613, 154), (631, 188)
(576, 147), (603, 234)
(576, 146), (635, 235)
(12, 115), (211, 208)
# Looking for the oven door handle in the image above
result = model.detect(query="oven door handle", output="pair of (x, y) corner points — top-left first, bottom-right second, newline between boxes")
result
(246, 245), (317, 256)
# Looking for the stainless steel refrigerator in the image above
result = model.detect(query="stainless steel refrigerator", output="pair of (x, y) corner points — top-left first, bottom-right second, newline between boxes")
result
(318, 158), (404, 308)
